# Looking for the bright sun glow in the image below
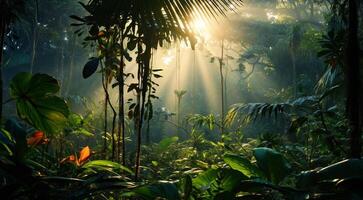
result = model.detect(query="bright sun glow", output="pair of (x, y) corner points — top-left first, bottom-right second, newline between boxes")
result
(266, 11), (279, 21)
(190, 18), (211, 41)
(192, 18), (207, 33)
(162, 50), (174, 65)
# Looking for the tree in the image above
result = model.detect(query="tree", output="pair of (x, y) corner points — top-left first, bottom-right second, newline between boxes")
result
(346, 0), (361, 158)
(0, 0), (25, 121)
(75, 0), (243, 180)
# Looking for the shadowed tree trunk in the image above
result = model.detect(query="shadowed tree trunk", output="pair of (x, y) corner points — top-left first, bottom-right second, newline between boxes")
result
(102, 65), (108, 157)
(30, 0), (39, 74)
(346, 0), (361, 158)
(118, 30), (126, 165)
(0, 17), (6, 121)
(219, 40), (225, 134)
(64, 37), (76, 96)
(135, 41), (152, 180)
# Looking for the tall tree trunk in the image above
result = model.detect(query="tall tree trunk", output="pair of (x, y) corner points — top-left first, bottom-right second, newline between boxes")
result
(291, 51), (297, 97)
(64, 38), (76, 96)
(109, 96), (117, 161)
(346, 0), (361, 158)
(192, 50), (196, 113)
(59, 37), (65, 94)
(219, 40), (225, 135)
(118, 32), (126, 165)
(176, 44), (181, 132)
(134, 43), (143, 180)
(309, 0), (315, 20)
(30, 0), (39, 73)
(224, 43), (229, 111)
(102, 65), (108, 157)
(145, 51), (154, 144)
(102, 67), (117, 161)
(0, 18), (6, 121)
(135, 42), (152, 180)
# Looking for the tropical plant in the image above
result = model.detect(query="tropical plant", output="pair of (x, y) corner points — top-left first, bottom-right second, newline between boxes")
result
(8, 73), (70, 134)
(72, 0), (244, 181)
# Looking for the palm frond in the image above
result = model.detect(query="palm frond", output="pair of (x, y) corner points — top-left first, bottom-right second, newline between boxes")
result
(78, 0), (243, 45)
(226, 84), (341, 127)
(225, 96), (323, 126)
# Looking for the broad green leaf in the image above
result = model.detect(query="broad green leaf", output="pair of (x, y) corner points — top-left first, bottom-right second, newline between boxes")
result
(68, 113), (83, 126)
(158, 136), (179, 151)
(224, 154), (264, 178)
(193, 169), (219, 191)
(131, 181), (180, 200)
(82, 160), (133, 175)
(298, 159), (363, 189)
(253, 148), (291, 184)
(73, 128), (94, 137)
(82, 58), (99, 79)
(218, 169), (247, 192)
(237, 180), (302, 199)
(193, 168), (246, 193)
(10, 73), (70, 134)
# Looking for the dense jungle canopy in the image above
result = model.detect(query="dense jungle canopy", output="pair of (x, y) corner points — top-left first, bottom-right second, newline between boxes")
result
(0, 0), (363, 199)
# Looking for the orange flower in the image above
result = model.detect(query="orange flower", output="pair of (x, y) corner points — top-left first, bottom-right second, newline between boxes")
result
(98, 31), (105, 37)
(61, 146), (91, 166)
(27, 131), (49, 146)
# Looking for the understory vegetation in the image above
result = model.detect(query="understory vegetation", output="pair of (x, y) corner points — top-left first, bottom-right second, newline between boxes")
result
(0, 0), (363, 199)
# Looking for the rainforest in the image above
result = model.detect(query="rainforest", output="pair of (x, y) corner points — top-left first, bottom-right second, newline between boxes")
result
(0, 0), (363, 199)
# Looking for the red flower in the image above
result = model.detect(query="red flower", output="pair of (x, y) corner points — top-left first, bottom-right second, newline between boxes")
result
(61, 146), (91, 166)
(27, 131), (49, 146)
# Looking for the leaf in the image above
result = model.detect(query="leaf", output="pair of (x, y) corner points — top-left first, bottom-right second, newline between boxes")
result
(127, 40), (137, 51)
(183, 175), (192, 200)
(4, 119), (27, 159)
(253, 148), (291, 184)
(60, 155), (77, 164)
(128, 83), (139, 93)
(73, 129), (94, 137)
(218, 169), (247, 192)
(158, 136), (179, 151)
(10, 73), (59, 98)
(69, 15), (86, 22)
(224, 154), (264, 178)
(237, 180), (301, 199)
(193, 168), (246, 195)
(27, 130), (49, 146)
(78, 146), (91, 165)
(82, 160), (134, 175)
(10, 73), (69, 134)
(131, 181), (180, 200)
(83, 58), (100, 79)
(153, 74), (163, 78)
(124, 51), (132, 62)
(0, 126), (16, 156)
(193, 169), (218, 191)
(288, 117), (308, 134)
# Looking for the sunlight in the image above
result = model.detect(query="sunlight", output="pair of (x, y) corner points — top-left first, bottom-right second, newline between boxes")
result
(266, 11), (279, 21)
(190, 18), (211, 41)
(162, 50), (174, 65)
(192, 18), (207, 33)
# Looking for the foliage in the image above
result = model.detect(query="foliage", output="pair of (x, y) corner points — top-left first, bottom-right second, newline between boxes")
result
(9, 73), (70, 134)
(1, 0), (362, 200)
